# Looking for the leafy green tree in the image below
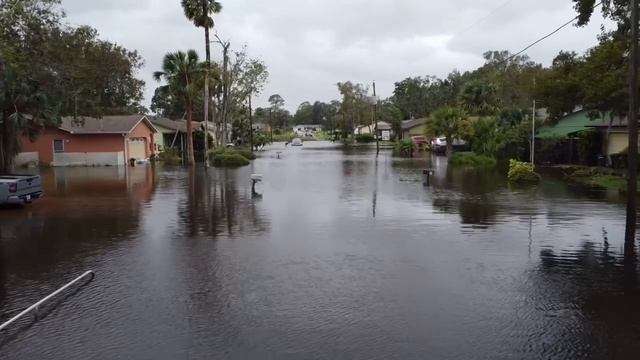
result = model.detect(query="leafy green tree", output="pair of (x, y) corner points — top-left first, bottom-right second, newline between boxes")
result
(378, 102), (403, 140)
(337, 81), (371, 135)
(579, 36), (628, 120)
(153, 50), (205, 165)
(0, 0), (145, 172)
(294, 102), (313, 124)
(536, 51), (584, 121)
(425, 106), (469, 158)
(0, 62), (60, 173)
(458, 80), (500, 116)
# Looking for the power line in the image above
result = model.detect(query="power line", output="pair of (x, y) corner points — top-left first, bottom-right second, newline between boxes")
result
(456, 0), (517, 36)
(502, 1), (604, 64)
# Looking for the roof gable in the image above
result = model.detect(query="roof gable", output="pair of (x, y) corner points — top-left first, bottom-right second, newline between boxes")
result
(59, 115), (156, 134)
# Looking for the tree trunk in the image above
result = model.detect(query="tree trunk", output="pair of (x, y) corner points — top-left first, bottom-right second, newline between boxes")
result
(0, 110), (15, 174)
(446, 137), (453, 160)
(186, 102), (195, 165)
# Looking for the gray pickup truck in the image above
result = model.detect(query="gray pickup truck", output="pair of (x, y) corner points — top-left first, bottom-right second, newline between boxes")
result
(0, 175), (43, 205)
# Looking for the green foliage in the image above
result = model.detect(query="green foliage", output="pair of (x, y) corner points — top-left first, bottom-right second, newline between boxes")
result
(0, 0), (144, 173)
(576, 129), (600, 164)
(449, 152), (497, 167)
(271, 132), (295, 142)
(425, 106), (469, 157)
(458, 81), (500, 116)
(153, 50), (204, 164)
(209, 148), (251, 167)
(158, 148), (182, 165)
(393, 140), (417, 157)
(508, 159), (541, 183)
(355, 134), (376, 143)
(180, 0), (222, 29)
(378, 102), (403, 140)
(252, 133), (269, 150)
(234, 147), (257, 160)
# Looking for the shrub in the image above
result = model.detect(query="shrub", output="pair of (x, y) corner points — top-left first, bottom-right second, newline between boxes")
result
(355, 133), (376, 143)
(508, 159), (540, 183)
(271, 132), (295, 142)
(212, 153), (250, 167)
(449, 152), (496, 167)
(158, 148), (182, 165)
(393, 139), (417, 157)
(234, 147), (257, 160)
(208, 148), (252, 167)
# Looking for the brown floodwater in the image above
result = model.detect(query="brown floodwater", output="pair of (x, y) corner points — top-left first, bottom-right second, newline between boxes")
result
(1, 142), (639, 359)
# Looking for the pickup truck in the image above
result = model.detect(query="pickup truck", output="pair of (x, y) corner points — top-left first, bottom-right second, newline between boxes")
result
(0, 175), (43, 205)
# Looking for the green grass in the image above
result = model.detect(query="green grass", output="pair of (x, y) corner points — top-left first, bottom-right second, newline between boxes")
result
(271, 132), (296, 142)
(449, 152), (497, 167)
(568, 171), (639, 192)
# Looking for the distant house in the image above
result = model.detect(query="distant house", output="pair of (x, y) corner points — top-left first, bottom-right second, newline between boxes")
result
(252, 122), (271, 133)
(17, 115), (157, 167)
(354, 121), (393, 140)
(535, 110), (629, 165)
(150, 117), (198, 154)
(401, 118), (428, 139)
(293, 124), (323, 136)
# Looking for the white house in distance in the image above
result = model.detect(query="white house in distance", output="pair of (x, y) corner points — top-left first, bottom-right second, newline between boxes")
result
(293, 124), (323, 137)
(354, 121), (392, 140)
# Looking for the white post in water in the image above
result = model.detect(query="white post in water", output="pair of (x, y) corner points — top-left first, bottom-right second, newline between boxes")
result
(531, 77), (536, 166)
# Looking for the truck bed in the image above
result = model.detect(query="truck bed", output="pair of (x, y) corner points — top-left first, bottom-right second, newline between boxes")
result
(0, 174), (43, 205)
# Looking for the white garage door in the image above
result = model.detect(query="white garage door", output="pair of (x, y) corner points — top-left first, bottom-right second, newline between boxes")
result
(128, 138), (147, 160)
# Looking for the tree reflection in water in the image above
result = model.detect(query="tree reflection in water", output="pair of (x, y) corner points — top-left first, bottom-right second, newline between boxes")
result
(180, 168), (269, 239)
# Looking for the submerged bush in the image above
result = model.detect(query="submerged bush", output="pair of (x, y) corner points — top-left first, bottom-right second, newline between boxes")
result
(508, 159), (540, 183)
(209, 148), (252, 167)
(355, 134), (375, 143)
(393, 139), (417, 157)
(158, 148), (182, 165)
(234, 147), (257, 160)
(449, 152), (496, 167)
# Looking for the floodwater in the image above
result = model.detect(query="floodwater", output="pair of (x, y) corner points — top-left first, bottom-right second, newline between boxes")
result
(1, 142), (639, 359)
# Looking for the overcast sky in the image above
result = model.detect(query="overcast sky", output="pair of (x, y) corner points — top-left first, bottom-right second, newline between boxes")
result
(60, 0), (610, 112)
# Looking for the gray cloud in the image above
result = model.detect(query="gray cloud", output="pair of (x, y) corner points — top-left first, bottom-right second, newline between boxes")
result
(61, 0), (610, 112)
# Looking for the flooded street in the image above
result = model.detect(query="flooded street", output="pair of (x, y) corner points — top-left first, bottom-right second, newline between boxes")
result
(1, 142), (639, 359)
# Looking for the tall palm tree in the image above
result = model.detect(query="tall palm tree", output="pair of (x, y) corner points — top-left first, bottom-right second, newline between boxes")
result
(425, 106), (468, 159)
(181, 0), (222, 161)
(153, 50), (204, 165)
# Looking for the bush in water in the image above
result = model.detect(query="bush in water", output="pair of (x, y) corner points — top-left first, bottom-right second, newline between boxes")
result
(508, 159), (540, 183)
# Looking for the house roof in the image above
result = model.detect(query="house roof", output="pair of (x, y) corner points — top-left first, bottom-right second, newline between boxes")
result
(60, 115), (157, 134)
(149, 117), (200, 133)
(401, 118), (427, 130)
(536, 110), (605, 139)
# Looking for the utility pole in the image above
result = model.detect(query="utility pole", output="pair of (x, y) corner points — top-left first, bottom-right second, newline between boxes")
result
(248, 94), (253, 151)
(626, 0), (639, 245)
(531, 78), (536, 166)
(373, 81), (379, 156)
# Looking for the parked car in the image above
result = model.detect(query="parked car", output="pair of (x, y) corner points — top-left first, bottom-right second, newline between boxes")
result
(0, 175), (42, 205)
(431, 137), (469, 154)
(411, 136), (429, 147)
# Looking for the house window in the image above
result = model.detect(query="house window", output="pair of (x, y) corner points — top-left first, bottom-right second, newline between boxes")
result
(53, 139), (64, 153)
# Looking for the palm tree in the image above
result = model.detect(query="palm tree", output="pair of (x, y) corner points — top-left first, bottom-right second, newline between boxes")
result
(458, 81), (500, 116)
(425, 106), (468, 159)
(181, 0), (222, 161)
(153, 50), (204, 165)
